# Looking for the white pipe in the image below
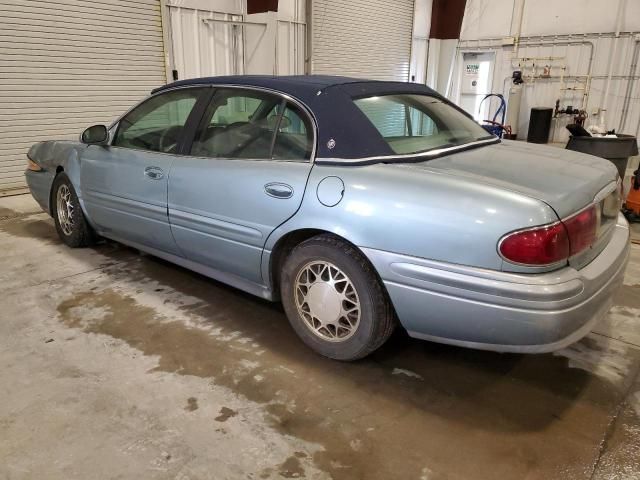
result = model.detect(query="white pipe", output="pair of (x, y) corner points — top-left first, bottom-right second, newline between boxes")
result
(513, 0), (526, 57)
(444, 41), (459, 99)
(620, 40), (640, 131)
(459, 31), (636, 45)
(602, 0), (627, 113)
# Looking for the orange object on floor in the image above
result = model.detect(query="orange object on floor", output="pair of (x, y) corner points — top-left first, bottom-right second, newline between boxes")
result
(626, 169), (640, 215)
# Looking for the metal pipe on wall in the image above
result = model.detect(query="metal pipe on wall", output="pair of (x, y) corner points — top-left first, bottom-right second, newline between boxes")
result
(459, 31), (640, 139)
(601, 0), (627, 115)
(464, 38), (595, 118)
(444, 41), (459, 98)
(619, 39), (640, 132)
(460, 39), (595, 75)
(305, 0), (312, 74)
(458, 31), (637, 48)
(512, 0), (526, 58)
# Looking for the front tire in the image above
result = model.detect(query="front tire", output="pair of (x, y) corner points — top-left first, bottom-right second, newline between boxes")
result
(52, 173), (97, 247)
(280, 234), (396, 361)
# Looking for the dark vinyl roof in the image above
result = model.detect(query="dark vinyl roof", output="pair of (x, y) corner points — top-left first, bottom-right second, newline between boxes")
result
(152, 75), (453, 159)
(154, 75), (371, 97)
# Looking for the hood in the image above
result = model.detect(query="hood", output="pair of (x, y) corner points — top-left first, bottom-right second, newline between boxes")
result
(405, 140), (618, 218)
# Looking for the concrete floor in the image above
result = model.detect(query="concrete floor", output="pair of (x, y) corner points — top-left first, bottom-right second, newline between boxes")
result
(1, 194), (640, 480)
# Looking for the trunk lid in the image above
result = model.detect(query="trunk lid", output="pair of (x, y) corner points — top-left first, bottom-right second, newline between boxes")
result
(420, 139), (618, 219)
(394, 140), (621, 270)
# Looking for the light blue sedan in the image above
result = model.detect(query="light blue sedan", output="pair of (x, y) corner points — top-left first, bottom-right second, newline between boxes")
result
(25, 75), (630, 360)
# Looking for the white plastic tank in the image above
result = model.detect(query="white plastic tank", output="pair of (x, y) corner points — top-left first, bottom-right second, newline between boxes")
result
(506, 83), (523, 137)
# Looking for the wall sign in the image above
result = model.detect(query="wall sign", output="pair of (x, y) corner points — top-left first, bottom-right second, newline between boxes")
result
(465, 63), (480, 75)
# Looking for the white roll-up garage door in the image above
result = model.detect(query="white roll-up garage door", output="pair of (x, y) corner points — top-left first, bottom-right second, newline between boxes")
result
(0, 0), (167, 194)
(311, 0), (414, 81)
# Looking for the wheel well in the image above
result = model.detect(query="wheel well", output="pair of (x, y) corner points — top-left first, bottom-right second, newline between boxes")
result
(270, 229), (325, 299)
(49, 166), (65, 215)
(269, 229), (374, 301)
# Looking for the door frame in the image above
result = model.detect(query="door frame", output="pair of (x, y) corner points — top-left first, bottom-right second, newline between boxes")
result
(106, 85), (214, 152)
(163, 83), (319, 292)
(107, 83), (318, 162)
(453, 50), (496, 121)
(171, 83), (319, 161)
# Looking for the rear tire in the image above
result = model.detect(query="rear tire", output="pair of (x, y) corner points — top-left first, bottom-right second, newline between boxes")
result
(280, 234), (396, 361)
(52, 173), (97, 248)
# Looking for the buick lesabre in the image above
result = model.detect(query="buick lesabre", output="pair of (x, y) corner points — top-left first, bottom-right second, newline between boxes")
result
(25, 75), (630, 360)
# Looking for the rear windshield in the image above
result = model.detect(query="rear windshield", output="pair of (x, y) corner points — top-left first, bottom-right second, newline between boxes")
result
(353, 94), (492, 155)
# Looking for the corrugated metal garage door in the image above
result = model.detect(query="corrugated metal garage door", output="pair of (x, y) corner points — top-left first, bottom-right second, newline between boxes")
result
(311, 0), (414, 81)
(0, 0), (167, 194)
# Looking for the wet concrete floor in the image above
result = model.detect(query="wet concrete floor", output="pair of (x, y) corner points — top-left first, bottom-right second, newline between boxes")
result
(1, 194), (640, 480)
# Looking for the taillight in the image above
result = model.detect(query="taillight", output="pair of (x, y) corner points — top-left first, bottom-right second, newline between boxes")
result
(499, 205), (598, 266)
(563, 205), (598, 255)
(499, 222), (570, 265)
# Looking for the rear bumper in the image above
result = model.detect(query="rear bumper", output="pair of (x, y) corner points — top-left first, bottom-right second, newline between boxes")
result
(363, 214), (630, 353)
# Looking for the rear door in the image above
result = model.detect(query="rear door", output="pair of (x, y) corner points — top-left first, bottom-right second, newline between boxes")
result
(80, 87), (208, 254)
(168, 87), (315, 284)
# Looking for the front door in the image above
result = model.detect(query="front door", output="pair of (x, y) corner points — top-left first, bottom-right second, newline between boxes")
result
(80, 87), (207, 255)
(168, 87), (314, 284)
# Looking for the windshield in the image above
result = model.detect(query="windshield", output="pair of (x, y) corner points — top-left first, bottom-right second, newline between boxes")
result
(353, 94), (493, 155)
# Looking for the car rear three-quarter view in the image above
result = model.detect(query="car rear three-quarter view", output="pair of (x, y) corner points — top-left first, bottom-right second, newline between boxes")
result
(24, 75), (631, 361)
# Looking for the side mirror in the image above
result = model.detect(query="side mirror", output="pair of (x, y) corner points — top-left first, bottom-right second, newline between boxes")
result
(81, 125), (109, 145)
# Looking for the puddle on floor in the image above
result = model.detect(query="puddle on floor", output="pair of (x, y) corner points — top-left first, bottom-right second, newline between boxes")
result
(53, 253), (632, 480)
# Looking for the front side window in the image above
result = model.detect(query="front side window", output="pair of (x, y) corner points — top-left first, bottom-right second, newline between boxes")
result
(113, 88), (204, 154)
(354, 94), (491, 155)
(191, 88), (312, 161)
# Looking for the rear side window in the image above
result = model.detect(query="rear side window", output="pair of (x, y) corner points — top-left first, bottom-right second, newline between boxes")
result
(210, 95), (263, 126)
(354, 94), (491, 155)
(191, 88), (313, 161)
(113, 88), (204, 154)
(272, 103), (313, 160)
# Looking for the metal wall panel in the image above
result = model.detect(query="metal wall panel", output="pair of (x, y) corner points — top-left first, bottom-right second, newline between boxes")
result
(311, 0), (414, 81)
(167, 2), (244, 80)
(167, 0), (305, 80)
(0, 0), (166, 194)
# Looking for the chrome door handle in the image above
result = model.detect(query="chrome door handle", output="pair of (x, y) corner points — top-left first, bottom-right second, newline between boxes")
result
(144, 166), (164, 180)
(264, 182), (293, 199)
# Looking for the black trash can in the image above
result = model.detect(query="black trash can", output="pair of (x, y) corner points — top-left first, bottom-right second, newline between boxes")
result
(565, 134), (639, 179)
(527, 107), (553, 143)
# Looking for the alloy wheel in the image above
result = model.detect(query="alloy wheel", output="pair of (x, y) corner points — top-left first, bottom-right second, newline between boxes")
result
(294, 260), (361, 342)
(56, 184), (75, 236)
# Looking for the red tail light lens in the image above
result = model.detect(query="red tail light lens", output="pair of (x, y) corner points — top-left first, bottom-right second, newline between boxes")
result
(499, 223), (570, 265)
(499, 205), (598, 266)
(563, 205), (598, 255)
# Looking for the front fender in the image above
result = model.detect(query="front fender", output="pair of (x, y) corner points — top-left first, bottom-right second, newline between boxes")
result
(27, 140), (88, 213)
